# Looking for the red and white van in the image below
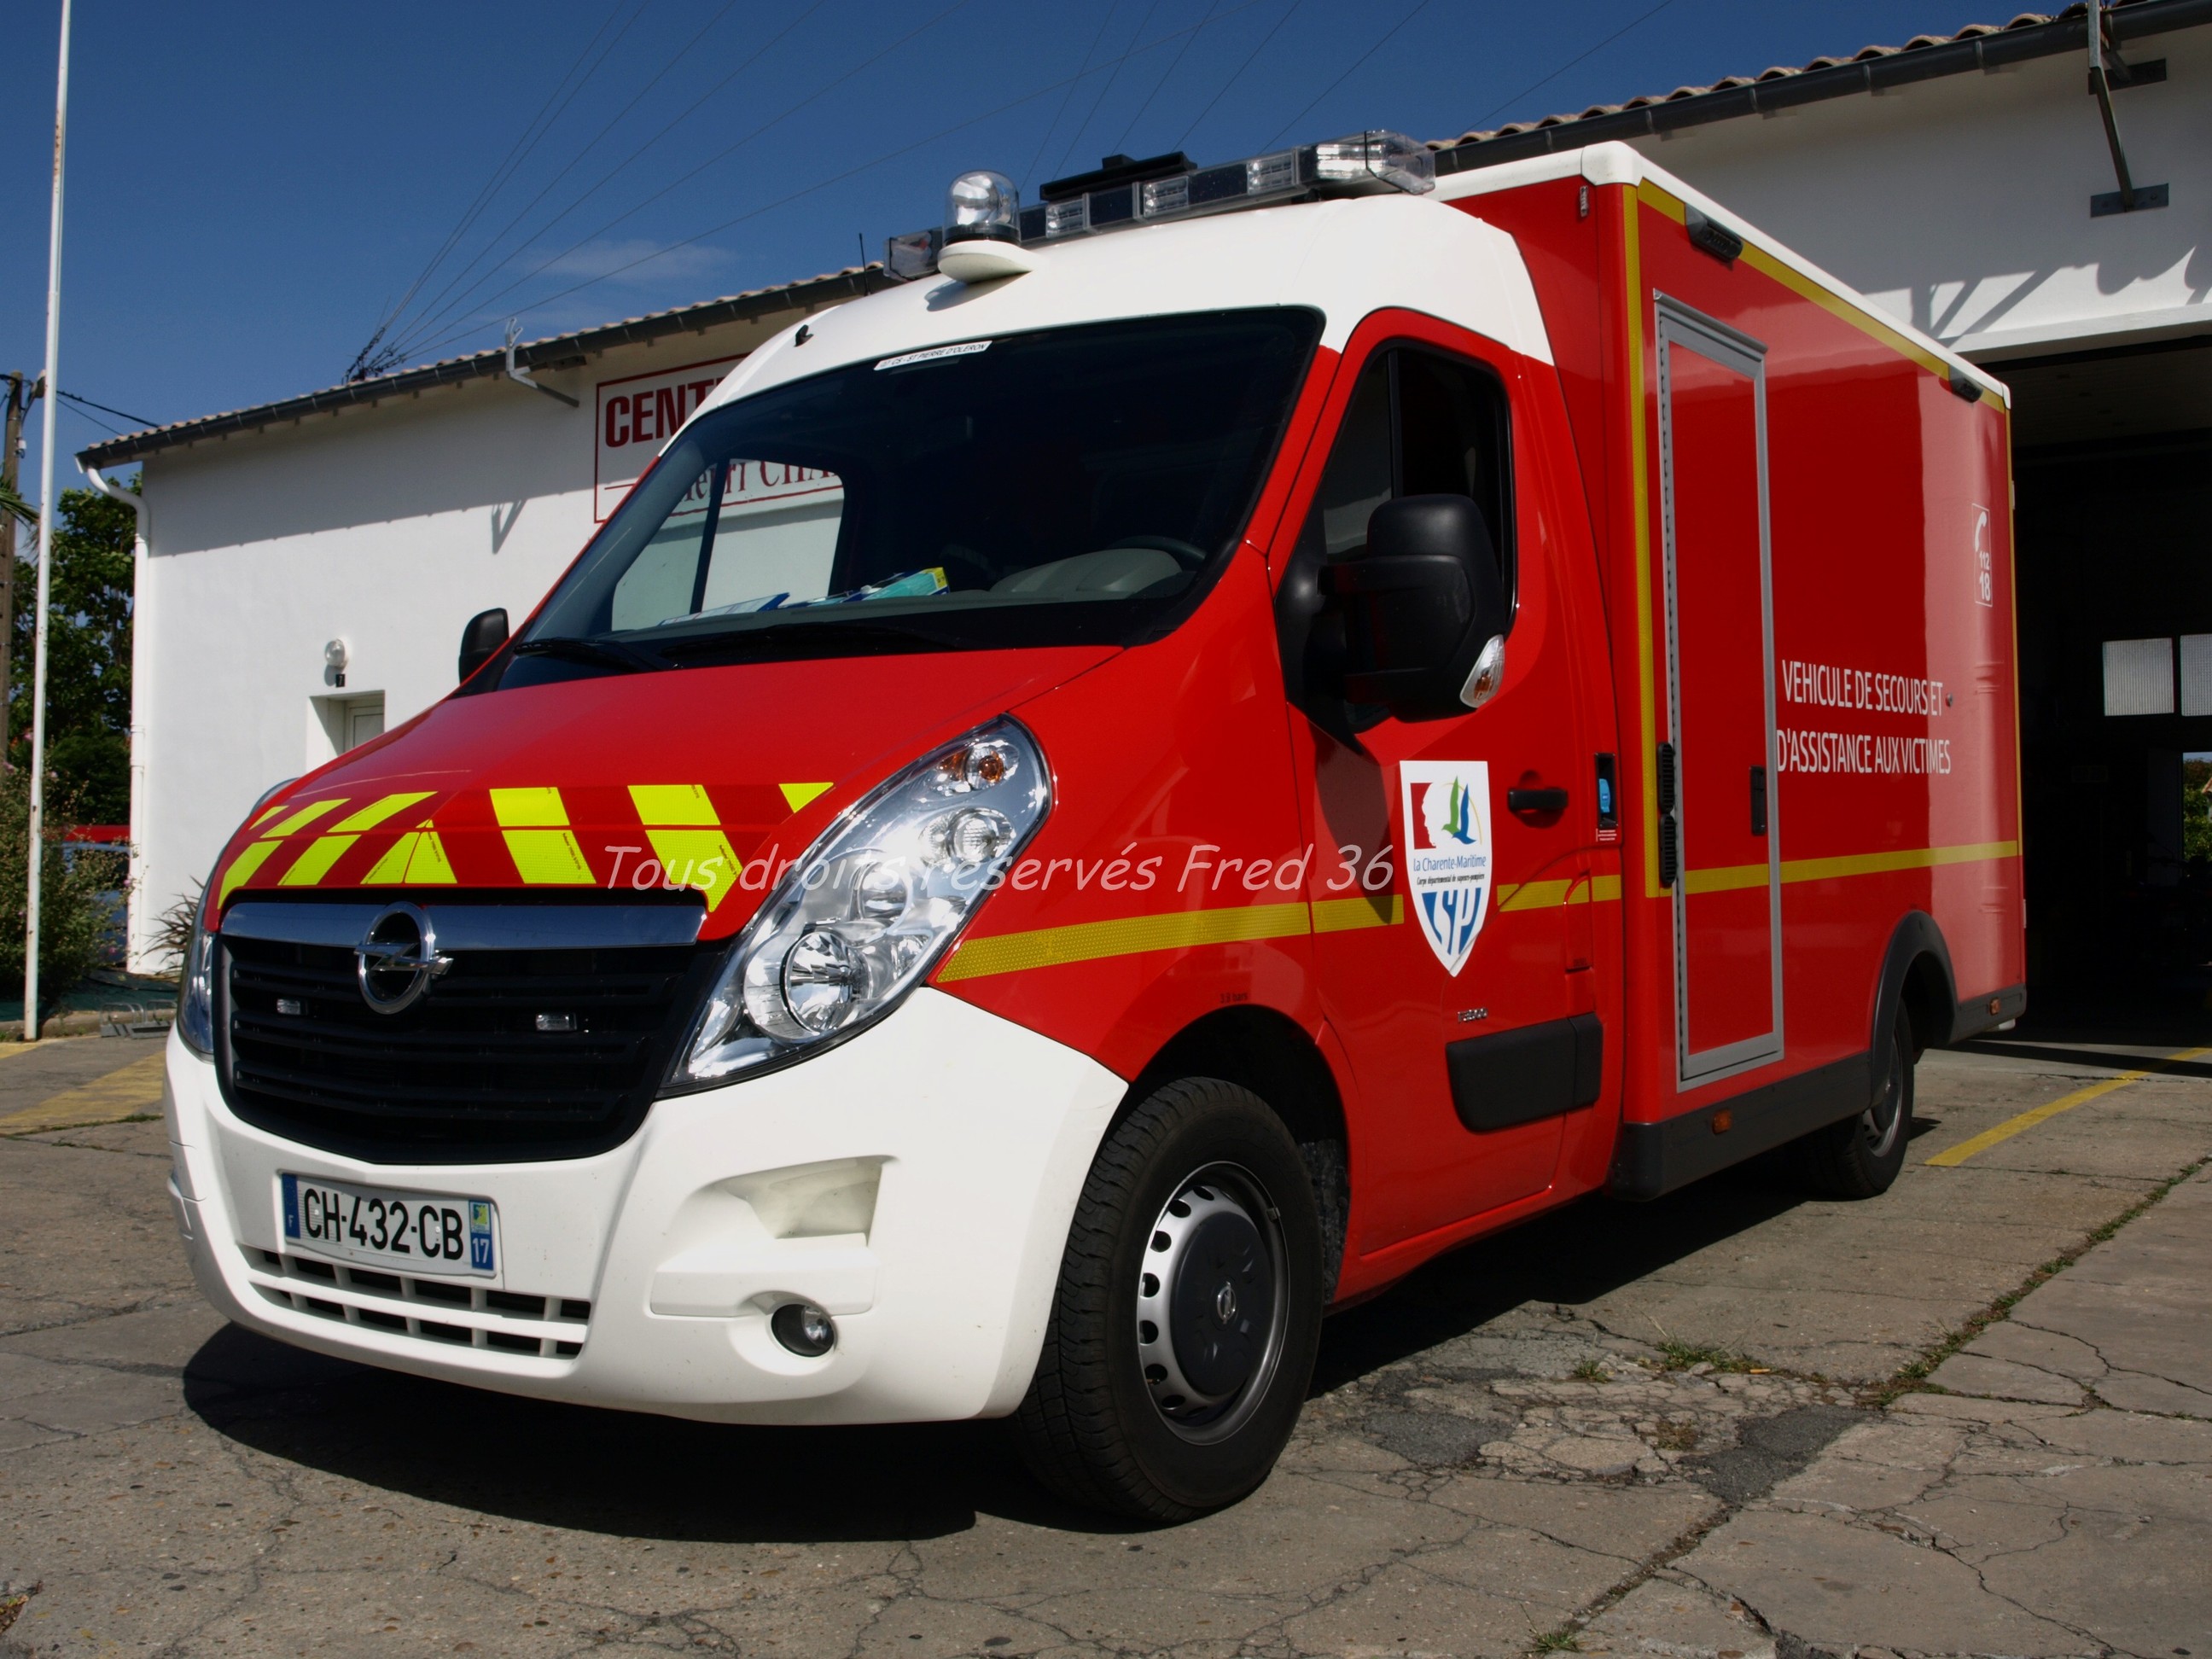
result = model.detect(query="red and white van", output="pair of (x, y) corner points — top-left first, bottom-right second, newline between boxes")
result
(164, 136), (2023, 1520)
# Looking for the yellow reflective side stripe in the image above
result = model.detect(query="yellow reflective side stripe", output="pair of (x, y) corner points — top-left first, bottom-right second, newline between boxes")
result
(1312, 894), (1402, 933)
(1682, 864), (1773, 896)
(1499, 878), (1575, 911)
(262, 798), (346, 838)
(939, 902), (1311, 983)
(503, 830), (592, 885)
(217, 840), (281, 902)
(488, 787), (570, 828)
(641, 829), (741, 911)
(278, 835), (358, 888)
(1780, 840), (2017, 885)
(330, 791), (434, 834)
(251, 803), (289, 828)
(629, 784), (717, 825)
(1668, 841), (2023, 896)
(780, 782), (834, 812)
(487, 787), (591, 883)
(364, 825), (457, 885)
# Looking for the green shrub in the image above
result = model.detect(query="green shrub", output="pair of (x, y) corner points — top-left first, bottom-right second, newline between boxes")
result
(0, 761), (127, 1011)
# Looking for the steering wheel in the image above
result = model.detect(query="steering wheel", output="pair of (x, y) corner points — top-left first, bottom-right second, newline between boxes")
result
(1103, 535), (1209, 571)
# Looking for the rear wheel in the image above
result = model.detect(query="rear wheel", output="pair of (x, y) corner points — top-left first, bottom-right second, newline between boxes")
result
(1015, 1078), (1324, 1521)
(1792, 1003), (1914, 1199)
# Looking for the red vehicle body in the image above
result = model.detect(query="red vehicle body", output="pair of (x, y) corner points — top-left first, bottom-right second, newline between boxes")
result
(168, 140), (2021, 1519)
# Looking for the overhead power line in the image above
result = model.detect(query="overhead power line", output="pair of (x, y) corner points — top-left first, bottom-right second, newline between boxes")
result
(1114, 0), (1220, 156)
(1050, 0), (1165, 183)
(1025, 3), (1123, 192)
(1261, 0), (1434, 150)
(381, 0), (794, 362)
(403, 0), (1273, 363)
(391, 0), (983, 362)
(352, 1), (641, 380)
(1175, 0), (1301, 151)
(1464, 0), (1679, 132)
(55, 387), (154, 428)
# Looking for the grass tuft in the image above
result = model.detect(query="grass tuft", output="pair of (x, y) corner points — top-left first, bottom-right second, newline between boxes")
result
(1656, 1341), (1759, 1374)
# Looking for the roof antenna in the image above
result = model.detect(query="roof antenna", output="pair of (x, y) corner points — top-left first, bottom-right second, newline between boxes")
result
(504, 317), (579, 408)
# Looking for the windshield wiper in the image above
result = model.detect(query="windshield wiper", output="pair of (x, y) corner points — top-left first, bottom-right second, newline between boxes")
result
(655, 618), (969, 660)
(511, 635), (665, 674)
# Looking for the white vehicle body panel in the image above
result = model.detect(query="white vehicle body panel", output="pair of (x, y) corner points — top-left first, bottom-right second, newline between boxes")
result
(167, 988), (1124, 1423)
(693, 191), (1555, 436)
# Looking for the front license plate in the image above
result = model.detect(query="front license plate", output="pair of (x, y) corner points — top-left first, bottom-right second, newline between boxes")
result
(279, 1173), (498, 1278)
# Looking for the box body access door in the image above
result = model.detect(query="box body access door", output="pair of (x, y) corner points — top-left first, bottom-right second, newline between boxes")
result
(1656, 299), (1782, 1086)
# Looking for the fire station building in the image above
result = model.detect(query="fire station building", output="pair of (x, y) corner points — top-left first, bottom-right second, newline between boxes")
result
(82, 0), (2210, 1013)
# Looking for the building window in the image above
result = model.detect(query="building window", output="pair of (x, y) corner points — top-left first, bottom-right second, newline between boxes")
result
(2103, 638), (2174, 717)
(2180, 635), (2212, 719)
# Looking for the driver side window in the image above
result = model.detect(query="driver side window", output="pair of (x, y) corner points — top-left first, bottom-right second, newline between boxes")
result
(1295, 346), (1512, 584)
(1279, 345), (1514, 723)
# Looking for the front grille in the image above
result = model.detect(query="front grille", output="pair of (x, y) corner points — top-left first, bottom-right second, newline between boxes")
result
(247, 1247), (590, 1358)
(218, 906), (721, 1162)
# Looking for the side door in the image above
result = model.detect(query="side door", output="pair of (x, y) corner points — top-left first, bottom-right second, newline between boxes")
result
(1278, 323), (1592, 1252)
(1655, 300), (1783, 1085)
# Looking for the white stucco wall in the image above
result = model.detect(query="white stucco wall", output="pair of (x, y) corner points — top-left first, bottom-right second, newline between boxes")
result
(125, 311), (824, 969)
(1610, 20), (2209, 359)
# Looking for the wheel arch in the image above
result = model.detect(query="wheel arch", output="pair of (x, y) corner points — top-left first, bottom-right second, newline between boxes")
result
(1118, 1005), (1351, 1299)
(1874, 910), (1959, 1070)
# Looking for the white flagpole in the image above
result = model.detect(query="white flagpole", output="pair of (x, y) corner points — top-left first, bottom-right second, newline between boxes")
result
(25, 0), (73, 1042)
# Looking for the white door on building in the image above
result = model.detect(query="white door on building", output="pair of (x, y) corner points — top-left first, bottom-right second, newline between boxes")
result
(344, 696), (384, 750)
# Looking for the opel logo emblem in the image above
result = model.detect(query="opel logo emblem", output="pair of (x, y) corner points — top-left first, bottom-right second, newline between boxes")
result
(356, 902), (451, 1016)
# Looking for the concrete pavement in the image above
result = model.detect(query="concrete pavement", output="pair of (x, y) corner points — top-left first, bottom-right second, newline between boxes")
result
(0, 1033), (2206, 1657)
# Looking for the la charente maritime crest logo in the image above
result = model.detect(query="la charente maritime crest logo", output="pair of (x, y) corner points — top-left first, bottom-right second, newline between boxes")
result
(1399, 760), (1493, 976)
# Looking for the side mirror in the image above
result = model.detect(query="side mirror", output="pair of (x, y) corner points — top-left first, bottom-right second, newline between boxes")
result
(1324, 496), (1506, 719)
(458, 608), (509, 684)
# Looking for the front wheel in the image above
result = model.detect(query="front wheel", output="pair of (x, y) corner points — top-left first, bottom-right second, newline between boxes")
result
(1791, 1003), (1914, 1199)
(1014, 1079), (1325, 1521)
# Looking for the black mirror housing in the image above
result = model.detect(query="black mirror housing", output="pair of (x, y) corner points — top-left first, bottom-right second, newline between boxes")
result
(458, 608), (509, 684)
(1325, 495), (1506, 718)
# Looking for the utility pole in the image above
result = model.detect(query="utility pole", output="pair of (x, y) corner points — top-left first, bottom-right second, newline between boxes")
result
(26, 0), (71, 1041)
(1, 371), (43, 775)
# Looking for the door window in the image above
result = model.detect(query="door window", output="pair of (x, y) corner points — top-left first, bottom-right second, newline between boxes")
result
(1280, 346), (1514, 721)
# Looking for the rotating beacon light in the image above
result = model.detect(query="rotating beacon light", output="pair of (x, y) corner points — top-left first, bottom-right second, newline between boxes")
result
(936, 170), (1035, 282)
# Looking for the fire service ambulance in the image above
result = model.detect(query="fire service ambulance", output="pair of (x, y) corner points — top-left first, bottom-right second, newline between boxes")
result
(166, 134), (2023, 1519)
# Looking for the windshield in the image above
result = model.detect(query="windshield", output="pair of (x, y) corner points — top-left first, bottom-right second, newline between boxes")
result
(498, 308), (1319, 684)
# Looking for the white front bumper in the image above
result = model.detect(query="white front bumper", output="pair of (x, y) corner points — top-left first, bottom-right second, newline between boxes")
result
(164, 988), (1124, 1424)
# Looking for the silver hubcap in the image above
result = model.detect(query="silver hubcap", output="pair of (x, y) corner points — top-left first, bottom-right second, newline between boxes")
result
(1134, 1164), (1288, 1444)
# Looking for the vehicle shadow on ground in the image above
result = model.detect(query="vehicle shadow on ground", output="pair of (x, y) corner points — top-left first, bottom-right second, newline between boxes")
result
(181, 1127), (1906, 1544)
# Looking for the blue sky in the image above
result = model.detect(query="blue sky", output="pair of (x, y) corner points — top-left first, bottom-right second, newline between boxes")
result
(3, 0), (1975, 490)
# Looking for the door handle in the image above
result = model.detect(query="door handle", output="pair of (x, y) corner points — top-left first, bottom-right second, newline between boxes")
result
(1750, 765), (1768, 837)
(1507, 786), (1569, 815)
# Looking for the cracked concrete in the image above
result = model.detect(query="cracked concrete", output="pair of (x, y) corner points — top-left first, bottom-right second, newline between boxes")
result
(0, 1039), (2206, 1656)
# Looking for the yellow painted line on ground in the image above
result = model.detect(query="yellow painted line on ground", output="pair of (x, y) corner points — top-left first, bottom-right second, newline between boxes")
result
(1925, 1045), (2212, 1167)
(0, 1039), (70, 1062)
(0, 1051), (167, 1135)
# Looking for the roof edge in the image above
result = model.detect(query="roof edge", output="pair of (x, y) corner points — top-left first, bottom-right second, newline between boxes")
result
(78, 264), (897, 470)
(1431, 0), (2212, 174)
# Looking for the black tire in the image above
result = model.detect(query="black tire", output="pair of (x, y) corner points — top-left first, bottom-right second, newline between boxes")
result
(1014, 1078), (1325, 1522)
(1792, 1003), (1914, 1199)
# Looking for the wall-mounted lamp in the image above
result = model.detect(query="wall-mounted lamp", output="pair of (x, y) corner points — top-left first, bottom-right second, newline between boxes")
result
(324, 637), (349, 689)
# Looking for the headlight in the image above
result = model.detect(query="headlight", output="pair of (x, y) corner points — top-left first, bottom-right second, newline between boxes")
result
(672, 718), (1051, 1087)
(177, 889), (218, 1056)
(180, 777), (296, 1059)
